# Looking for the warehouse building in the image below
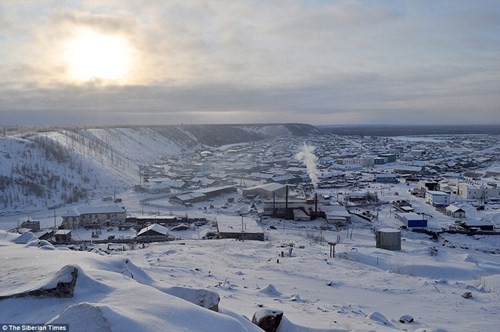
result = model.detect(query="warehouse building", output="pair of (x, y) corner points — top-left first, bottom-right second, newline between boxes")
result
(396, 212), (427, 228)
(242, 183), (287, 199)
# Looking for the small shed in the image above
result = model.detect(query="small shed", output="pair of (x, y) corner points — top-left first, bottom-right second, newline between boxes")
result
(54, 230), (72, 243)
(445, 205), (465, 218)
(375, 228), (401, 251)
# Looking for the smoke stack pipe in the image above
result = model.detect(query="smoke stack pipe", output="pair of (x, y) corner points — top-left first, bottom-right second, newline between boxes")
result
(315, 192), (318, 216)
(285, 185), (289, 218)
(273, 193), (276, 216)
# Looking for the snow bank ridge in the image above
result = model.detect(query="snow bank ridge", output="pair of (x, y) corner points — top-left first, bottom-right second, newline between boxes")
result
(0, 265), (78, 300)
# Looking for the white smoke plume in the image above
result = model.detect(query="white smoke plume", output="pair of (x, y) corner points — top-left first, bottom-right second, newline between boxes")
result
(295, 143), (319, 189)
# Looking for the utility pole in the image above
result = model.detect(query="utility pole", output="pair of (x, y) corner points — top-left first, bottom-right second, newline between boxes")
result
(241, 215), (244, 241)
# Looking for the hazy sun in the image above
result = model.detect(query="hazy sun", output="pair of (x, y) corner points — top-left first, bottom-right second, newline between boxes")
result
(63, 28), (134, 82)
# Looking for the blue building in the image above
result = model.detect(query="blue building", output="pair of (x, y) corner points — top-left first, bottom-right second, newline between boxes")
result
(396, 212), (427, 228)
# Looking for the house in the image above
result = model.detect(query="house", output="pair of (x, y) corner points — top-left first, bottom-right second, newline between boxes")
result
(396, 212), (427, 228)
(445, 204), (465, 218)
(325, 205), (351, 226)
(136, 224), (170, 240)
(455, 220), (494, 231)
(375, 173), (398, 184)
(21, 220), (40, 232)
(345, 191), (378, 203)
(61, 206), (127, 229)
(216, 215), (264, 241)
(131, 215), (178, 228)
(410, 149), (425, 157)
(425, 191), (450, 206)
(54, 230), (71, 243)
(394, 166), (423, 175)
(378, 153), (397, 163)
(135, 178), (186, 193)
(342, 157), (374, 168)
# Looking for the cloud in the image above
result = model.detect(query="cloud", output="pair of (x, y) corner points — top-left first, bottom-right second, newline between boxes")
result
(50, 11), (138, 35)
(0, 0), (499, 125)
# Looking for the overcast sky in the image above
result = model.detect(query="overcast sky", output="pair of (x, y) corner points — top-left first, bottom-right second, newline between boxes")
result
(1, 0), (499, 126)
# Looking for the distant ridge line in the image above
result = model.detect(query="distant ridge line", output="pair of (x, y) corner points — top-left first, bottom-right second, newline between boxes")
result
(318, 124), (500, 136)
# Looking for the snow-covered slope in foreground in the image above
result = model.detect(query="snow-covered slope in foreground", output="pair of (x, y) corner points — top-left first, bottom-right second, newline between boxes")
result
(2, 226), (500, 331)
(0, 231), (257, 332)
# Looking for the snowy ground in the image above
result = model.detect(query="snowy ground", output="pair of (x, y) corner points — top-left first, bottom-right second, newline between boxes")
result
(1, 212), (500, 331)
(1, 163), (500, 330)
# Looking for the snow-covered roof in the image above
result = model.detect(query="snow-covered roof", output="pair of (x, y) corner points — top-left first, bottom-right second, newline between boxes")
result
(191, 177), (215, 186)
(348, 191), (368, 198)
(445, 204), (464, 213)
(198, 186), (236, 194)
(174, 192), (206, 202)
(400, 206), (414, 212)
(246, 182), (286, 192)
(426, 191), (449, 196)
(461, 220), (493, 227)
(62, 206), (125, 217)
(137, 224), (169, 237)
(55, 229), (71, 235)
(398, 212), (426, 221)
(325, 205), (350, 218)
(135, 215), (176, 221)
(378, 228), (400, 233)
(149, 178), (185, 188)
(395, 166), (423, 172)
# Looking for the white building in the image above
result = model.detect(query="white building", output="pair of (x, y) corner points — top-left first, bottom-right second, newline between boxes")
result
(425, 191), (450, 206)
(62, 206), (127, 229)
(342, 157), (374, 168)
(458, 182), (500, 201)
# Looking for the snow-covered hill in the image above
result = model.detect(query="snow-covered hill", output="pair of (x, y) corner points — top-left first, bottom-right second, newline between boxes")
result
(0, 124), (318, 214)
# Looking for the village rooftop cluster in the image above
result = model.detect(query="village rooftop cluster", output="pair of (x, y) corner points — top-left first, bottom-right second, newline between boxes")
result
(17, 133), (500, 248)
